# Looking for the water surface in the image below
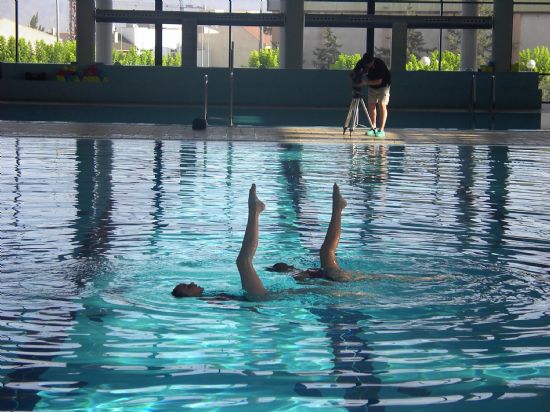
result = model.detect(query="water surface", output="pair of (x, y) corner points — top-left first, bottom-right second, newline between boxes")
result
(1, 138), (549, 411)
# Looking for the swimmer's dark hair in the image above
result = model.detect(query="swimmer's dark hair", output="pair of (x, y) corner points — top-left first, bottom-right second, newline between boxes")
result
(265, 262), (297, 273)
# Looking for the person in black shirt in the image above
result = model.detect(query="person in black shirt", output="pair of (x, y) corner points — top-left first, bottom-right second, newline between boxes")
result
(351, 53), (391, 138)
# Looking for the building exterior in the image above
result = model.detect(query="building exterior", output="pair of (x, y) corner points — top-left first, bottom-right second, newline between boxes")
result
(0, 17), (57, 45)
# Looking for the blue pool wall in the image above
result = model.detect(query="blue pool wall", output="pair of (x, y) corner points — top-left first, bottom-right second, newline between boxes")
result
(0, 63), (541, 129)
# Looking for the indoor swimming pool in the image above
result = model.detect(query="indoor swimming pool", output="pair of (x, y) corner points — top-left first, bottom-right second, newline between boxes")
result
(1, 137), (549, 411)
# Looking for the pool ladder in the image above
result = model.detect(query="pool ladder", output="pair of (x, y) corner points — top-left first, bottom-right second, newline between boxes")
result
(471, 74), (497, 130)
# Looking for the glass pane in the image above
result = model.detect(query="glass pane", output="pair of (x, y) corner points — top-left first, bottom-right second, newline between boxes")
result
(236, 26), (277, 68)
(376, 2), (440, 16)
(199, 24), (229, 67)
(406, 28), (440, 69)
(0, 1), (16, 62)
(111, 0), (155, 10)
(304, 2), (368, 13)
(374, 28), (392, 68)
(113, 23), (155, 65)
(513, 2), (550, 72)
(304, 27), (364, 69)
(1, 0), (75, 63)
(162, 24), (181, 66)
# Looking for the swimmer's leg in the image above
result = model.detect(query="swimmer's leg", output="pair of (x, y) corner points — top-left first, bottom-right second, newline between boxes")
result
(320, 183), (347, 273)
(236, 184), (267, 297)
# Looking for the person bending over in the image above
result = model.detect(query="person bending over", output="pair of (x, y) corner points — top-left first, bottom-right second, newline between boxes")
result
(351, 53), (391, 138)
(172, 183), (355, 300)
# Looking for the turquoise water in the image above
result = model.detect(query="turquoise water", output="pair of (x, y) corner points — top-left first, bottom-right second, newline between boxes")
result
(1, 138), (550, 411)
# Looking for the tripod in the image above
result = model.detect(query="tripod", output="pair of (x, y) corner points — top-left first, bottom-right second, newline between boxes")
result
(343, 90), (375, 136)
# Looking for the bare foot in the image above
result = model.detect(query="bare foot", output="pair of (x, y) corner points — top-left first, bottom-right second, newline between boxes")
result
(333, 183), (347, 210)
(249, 184), (266, 213)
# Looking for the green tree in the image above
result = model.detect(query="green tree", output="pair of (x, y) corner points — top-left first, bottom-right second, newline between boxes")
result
(18, 39), (34, 62)
(29, 13), (45, 32)
(445, 28), (461, 54)
(0, 35), (76, 63)
(407, 29), (428, 59)
(248, 47), (279, 68)
(313, 28), (341, 69)
(519, 46), (550, 72)
(406, 50), (460, 71)
(162, 52), (181, 67)
(443, 6), (491, 66)
(330, 53), (361, 70)
(477, 5), (492, 65)
(113, 46), (155, 66)
(0, 36), (8, 61)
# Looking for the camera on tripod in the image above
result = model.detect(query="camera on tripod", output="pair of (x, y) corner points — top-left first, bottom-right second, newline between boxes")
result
(350, 69), (364, 97)
(343, 68), (374, 135)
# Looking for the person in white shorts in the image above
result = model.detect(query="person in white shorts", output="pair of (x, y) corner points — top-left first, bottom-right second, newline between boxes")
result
(351, 53), (392, 138)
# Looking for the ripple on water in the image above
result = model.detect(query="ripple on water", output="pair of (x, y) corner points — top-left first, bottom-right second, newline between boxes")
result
(1, 139), (550, 410)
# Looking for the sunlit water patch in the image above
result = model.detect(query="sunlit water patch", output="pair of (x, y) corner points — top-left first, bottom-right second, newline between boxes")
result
(1, 138), (549, 411)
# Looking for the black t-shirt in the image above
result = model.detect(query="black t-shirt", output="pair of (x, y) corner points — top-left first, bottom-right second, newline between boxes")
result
(354, 57), (391, 89)
(367, 58), (391, 89)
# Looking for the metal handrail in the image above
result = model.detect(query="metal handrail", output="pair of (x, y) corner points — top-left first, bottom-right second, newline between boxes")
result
(470, 74), (477, 129)
(203, 74), (208, 123)
(229, 42), (234, 127)
(490, 75), (496, 130)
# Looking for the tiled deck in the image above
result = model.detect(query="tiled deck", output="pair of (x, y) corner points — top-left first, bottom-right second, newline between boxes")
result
(0, 120), (549, 146)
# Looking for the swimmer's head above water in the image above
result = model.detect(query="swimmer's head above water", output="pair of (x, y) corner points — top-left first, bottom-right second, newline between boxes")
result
(265, 262), (297, 273)
(172, 282), (204, 298)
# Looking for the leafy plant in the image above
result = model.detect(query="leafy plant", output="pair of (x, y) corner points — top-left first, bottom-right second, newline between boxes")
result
(248, 47), (279, 68)
(406, 50), (460, 71)
(518, 46), (550, 101)
(330, 53), (362, 70)
(0, 35), (76, 63)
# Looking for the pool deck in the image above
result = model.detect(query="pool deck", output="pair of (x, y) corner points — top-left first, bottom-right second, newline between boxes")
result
(0, 120), (549, 146)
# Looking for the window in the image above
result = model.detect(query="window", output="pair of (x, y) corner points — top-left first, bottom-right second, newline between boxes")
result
(0, 1), (16, 62)
(513, 1), (550, 102)
(1, 0), (75, 63)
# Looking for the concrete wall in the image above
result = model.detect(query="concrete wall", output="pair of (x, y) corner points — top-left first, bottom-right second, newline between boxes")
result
(0, 62), (541, 128)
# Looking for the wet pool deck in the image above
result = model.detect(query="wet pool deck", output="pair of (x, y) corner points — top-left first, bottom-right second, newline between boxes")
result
(0, 120), (549, 146)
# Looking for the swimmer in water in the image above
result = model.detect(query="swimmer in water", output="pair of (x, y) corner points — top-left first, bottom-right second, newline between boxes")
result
(266, 182), (355, 282)
(172, 183), (353, 300)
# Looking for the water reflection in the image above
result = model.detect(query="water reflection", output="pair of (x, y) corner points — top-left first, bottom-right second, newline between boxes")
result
(276, 144), (320, 257)
(1, 139), (550, 411)
(486, 146), (510, 256)
(348, 144), (389, 243)
(301, 307), (384, 411)
(455, 146), (477, 250)
(149, 140), (166, 251)
(71, 139), (114, 261)
(11, 138), (22, 227)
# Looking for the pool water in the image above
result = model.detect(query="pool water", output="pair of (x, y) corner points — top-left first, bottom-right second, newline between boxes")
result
(1, 138), (550, 411)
